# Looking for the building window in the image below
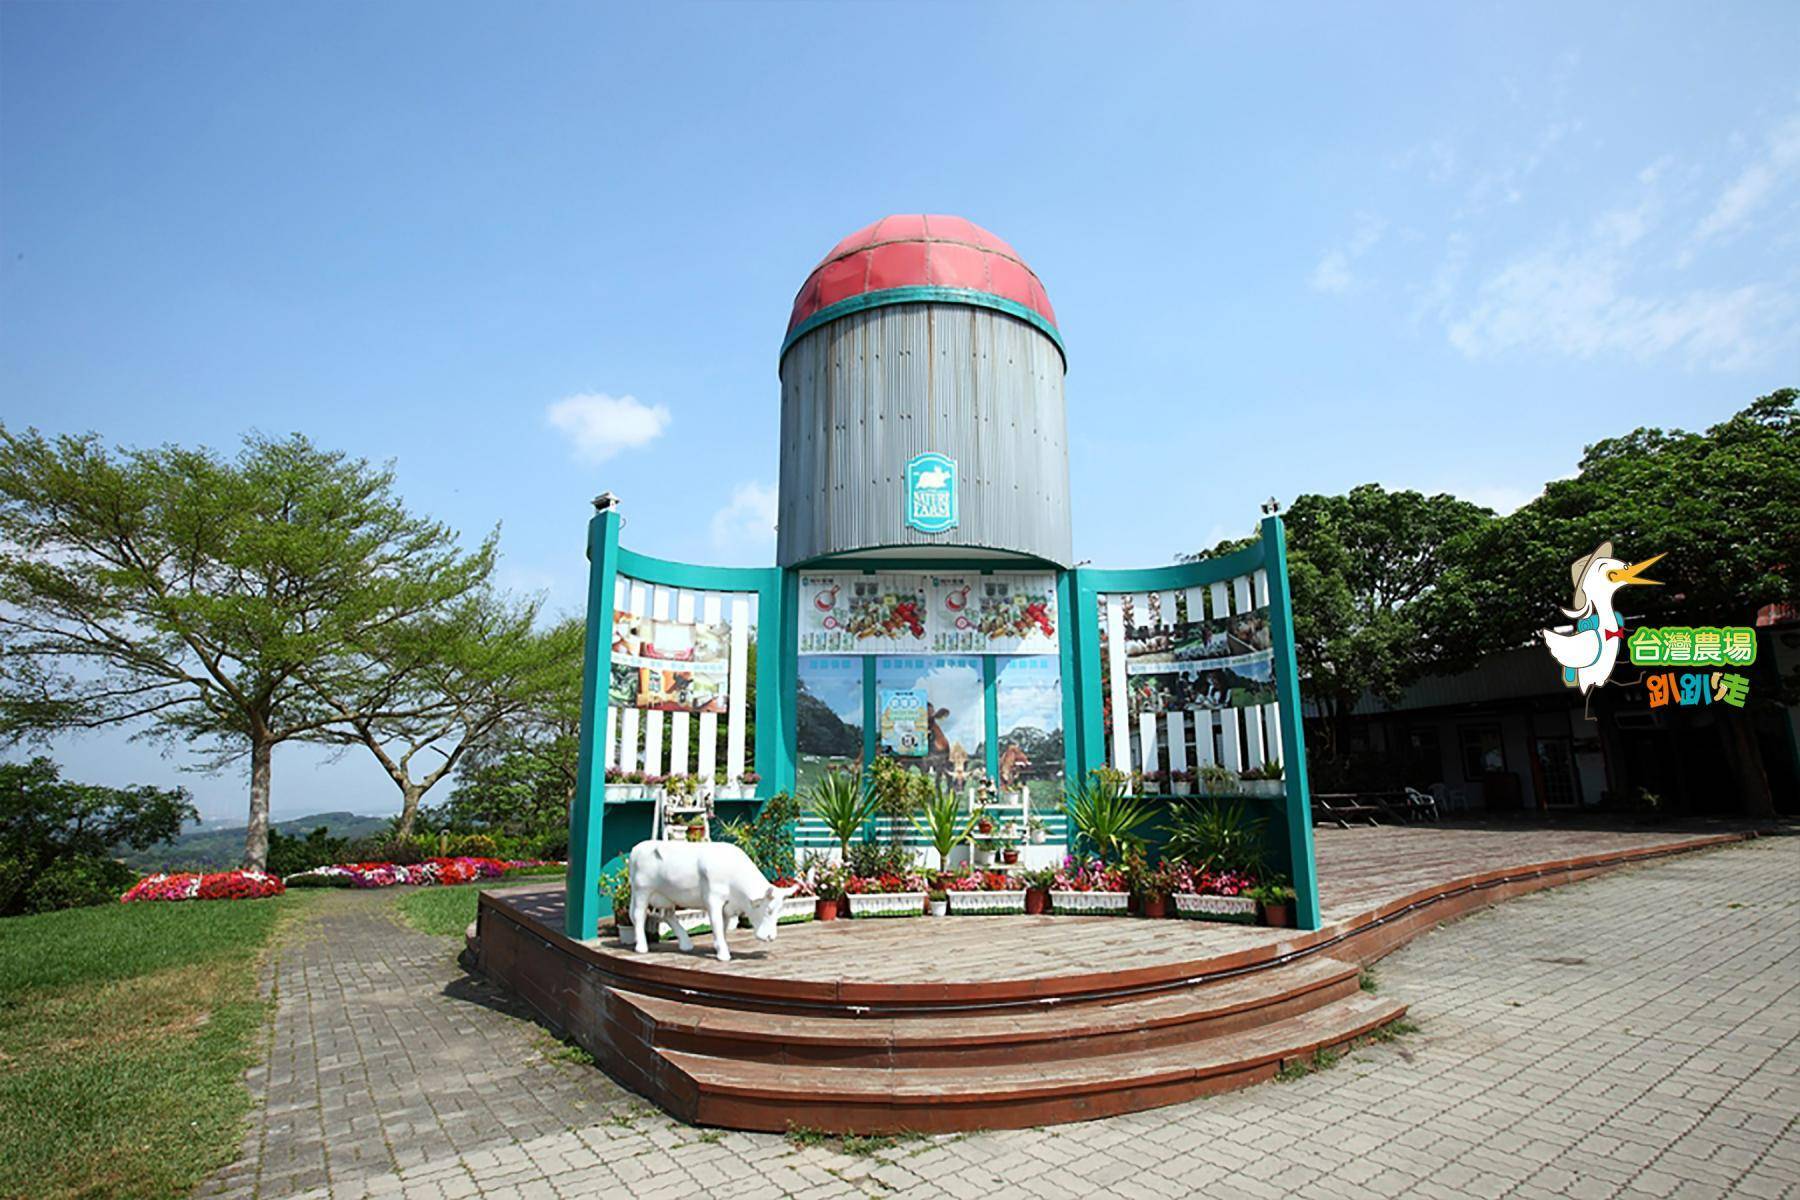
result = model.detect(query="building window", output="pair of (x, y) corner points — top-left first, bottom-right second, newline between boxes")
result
(796, 656), (862, 796)
(874, 656), (984, 785)
(1458, 724), (1505, 778)
(995, 655), (1063, 807)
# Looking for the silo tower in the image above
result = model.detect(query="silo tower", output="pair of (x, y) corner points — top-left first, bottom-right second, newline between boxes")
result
(776, 215), (1071, 568)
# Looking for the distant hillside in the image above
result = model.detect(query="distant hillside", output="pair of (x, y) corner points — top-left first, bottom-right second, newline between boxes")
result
(120, 811), (391, 871)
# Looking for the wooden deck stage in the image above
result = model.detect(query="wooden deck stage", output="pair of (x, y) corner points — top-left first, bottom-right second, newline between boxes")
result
(474, 823), (1752, 1131)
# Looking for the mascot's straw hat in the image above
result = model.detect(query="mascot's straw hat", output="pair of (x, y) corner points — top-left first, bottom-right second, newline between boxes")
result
(1569, 541), (1612, 611)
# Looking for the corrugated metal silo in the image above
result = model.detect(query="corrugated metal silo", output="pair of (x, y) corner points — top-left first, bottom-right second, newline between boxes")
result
(776, 215), (1072, 568)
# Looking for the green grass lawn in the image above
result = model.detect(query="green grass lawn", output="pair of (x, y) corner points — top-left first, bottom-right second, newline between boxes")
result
(395, 873), (566, 937)
(0, 892), (308, 1200)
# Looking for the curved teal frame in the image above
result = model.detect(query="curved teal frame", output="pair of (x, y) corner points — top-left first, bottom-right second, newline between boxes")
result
(1066, 516), (1318, 929)
(568, 513), (1315, 936)
(565, 527), (793, 938)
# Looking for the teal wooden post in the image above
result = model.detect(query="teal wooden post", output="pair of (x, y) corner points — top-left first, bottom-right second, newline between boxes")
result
(982, 655), (1000, 782)
(1261, 514), (1321, 930)
(566, 499), (622, 940)
(861, 657), (877, 767)
(1056, 569), (1083, 784)
(1074, 570), (1106, 778)
(763, 567), (798, 795)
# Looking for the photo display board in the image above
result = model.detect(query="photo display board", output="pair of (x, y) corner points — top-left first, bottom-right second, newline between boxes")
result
(1122, 605), (1275, 716)
(798, 572), (1058, 656)
(609, 610), (731, 714)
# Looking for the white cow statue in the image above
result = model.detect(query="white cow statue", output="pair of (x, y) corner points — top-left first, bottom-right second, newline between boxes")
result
(627, 840), (795, 962)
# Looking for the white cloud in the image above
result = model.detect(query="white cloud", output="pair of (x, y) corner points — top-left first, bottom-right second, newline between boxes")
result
(1694, 114), (1800, 242)
(710, 481), (778, 553)
(545, 392), (670, 463)
(1309, 214), (1386, 294)
(1447, 247), (1776, 369)
(1309, 252), (1353, 294)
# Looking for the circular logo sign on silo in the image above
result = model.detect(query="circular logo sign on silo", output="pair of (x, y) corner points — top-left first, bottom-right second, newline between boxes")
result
(905, 452), (959, 534)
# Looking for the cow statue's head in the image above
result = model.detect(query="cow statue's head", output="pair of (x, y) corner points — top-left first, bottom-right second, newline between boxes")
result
(748, 884), (798, 942)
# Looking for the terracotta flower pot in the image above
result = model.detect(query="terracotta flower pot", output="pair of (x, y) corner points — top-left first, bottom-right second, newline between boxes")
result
(1024, 887), (1049, 915)
(814, 897), (840, 921)
(1140, 893), (1170, 919)
(1001, 848), (1019, 865)
(1262, 902), (1293, 928)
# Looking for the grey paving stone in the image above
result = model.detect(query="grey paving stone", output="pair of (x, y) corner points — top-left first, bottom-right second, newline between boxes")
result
(206, 837), (1800, 1199)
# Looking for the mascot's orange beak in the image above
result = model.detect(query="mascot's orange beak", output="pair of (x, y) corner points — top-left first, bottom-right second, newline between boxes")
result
(1607, 553), (1665, 587)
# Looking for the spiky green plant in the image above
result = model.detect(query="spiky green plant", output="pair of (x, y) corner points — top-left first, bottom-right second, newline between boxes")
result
(911, 778), (977, 869)
(1062, 771), (1157, 863)
(1163, 798), (1268, 875)
(806, 769), (879, 858)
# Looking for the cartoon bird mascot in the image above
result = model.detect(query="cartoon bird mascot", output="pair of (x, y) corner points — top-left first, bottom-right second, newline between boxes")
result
(1540, 541), (1664, 718)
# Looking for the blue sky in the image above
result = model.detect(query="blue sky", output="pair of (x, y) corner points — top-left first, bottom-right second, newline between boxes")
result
(4, 3), (1797, 822)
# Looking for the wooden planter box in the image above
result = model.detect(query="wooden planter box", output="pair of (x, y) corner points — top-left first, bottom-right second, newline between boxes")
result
(948, 889), (1026, 916)
(1049, 889), (1130, 916)
(847, 891), (926, 919)
(1173, 893), (1260, 923)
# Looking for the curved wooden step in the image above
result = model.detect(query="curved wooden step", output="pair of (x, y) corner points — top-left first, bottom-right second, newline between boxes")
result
(612, 956), (1364, 1068)
(659, 993), (1409, 1133)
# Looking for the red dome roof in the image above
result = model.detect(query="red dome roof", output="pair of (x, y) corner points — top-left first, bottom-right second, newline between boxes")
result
(782, 215), (1061, 360)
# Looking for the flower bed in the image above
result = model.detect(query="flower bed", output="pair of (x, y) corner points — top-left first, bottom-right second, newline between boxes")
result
(844, 870), (927, 918)
(1049, 889), (1130, 915)
(948, 889), (1025, 915)
(771, 876), (815, 924)
(121, 870), (285, 903)
(282, 857), (559, 889)
(846, 891), (925, 918)
(1172, 893), (1259, 923)
(1169, 862), (1261, 922)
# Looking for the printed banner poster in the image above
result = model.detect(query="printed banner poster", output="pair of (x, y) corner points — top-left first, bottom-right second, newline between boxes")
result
(609, 610), (730, 714)
(878, 688), (931, 757)
(801, 572), (1058, 655)
(1121, 604), (1275, 716)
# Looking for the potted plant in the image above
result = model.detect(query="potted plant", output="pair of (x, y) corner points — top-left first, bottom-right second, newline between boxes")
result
(1048, 857), (1130, 916)
(1020, 866), (1056, 914)
(1126, 855), (1174, 919)
(1170, 768), (1193, 797)
(973, 809), (994, 836)
(972, 839), (995, 867)
(624, 770), (646, 799)
(610, 876), (634, 943)
(1239, 761), (1284, 798)
(685, 821), (706, 842)
(1027, 816), (1047, 845)
(604, 767), (627, 802)
(927, 887), (949, 917)
(738, 770), (760, 797)
(1194, 764), (1237, 797)
(807, 770), (879, 861)
(810, 862), (846, 921)
(998, 836), (1020, 866)
(947, 869), (1026, 915)
(1254, 878), (1297, 928)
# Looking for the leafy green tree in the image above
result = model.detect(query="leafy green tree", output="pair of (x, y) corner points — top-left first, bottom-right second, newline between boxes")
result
(0, 428), (495, 869)
(311, 602), (581, 837)
(1442, 390), (1799, 814)
(0, 757), (195, 914)
(1193, 485), (1495, 760)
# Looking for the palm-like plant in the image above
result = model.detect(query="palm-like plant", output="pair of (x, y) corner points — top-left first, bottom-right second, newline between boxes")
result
(911, 778), (977, 869)
(1062, 771), (1157, 863)
(806, 769), (879, 858)
(1163, 799), (1268, 876)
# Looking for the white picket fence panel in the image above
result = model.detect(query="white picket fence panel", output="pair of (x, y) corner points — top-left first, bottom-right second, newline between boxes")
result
(604, 576), (757, 789)
(1098, 572), (1282, 793)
